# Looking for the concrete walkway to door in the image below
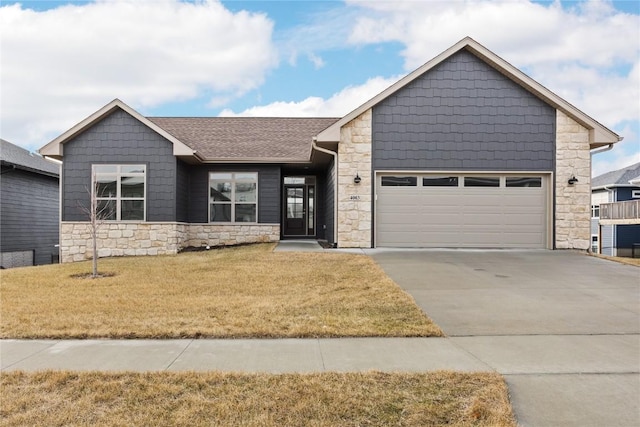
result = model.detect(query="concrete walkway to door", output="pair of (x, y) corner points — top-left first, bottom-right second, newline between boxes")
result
(369, 249), (640, 427)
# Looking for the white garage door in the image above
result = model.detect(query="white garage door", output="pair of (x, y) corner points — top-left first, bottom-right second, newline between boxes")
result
(376, 174), (548, 248)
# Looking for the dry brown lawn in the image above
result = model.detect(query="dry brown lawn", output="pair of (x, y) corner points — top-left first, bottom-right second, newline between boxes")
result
(0, 370), (516, 427)
(0, 244), (442, 339)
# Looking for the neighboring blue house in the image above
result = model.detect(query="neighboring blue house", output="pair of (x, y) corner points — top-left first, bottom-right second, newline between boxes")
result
(1, 139), (60, 267)
(39, 38), (621, 262)
(591, 162), (640, 257)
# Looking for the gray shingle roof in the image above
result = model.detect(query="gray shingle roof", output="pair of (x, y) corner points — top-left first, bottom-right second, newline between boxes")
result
(1, 139), (59, 176)
(592, 162), (640, 188)
(147, 117), (339, 162)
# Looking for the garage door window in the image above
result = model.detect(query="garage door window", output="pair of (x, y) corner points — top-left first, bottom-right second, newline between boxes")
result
(422, 176), (459, 187)
(506, 177), (542, 187)
(464, 177), (500, 187)
(381, 176), (417, 186)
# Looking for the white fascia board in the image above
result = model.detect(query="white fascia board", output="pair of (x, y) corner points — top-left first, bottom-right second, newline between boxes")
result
(38, 99), (197, 159)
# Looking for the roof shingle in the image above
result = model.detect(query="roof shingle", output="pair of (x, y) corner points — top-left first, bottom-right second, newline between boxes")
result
(147, 117), (339, 162)
(1, 139), (60, 176)
(592, 162), (640, 187)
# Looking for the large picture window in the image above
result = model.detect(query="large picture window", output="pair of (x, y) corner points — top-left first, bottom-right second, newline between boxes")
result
(209, 172), (258, 222)
(93, 165), (146, 221)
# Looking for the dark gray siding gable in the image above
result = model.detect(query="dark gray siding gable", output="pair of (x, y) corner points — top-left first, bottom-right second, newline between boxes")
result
(372, 50), (556, 171)
(187, 165), (281, 224)
(62, 109), (178, 222)
(1, 167), (59, 265)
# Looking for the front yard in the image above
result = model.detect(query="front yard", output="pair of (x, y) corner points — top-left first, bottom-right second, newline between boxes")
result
(1, 244), (521, 426)
(0, 244), (442, 339)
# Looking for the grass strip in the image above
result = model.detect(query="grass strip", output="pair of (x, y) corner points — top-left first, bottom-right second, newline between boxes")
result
(1, 370), (515, 426)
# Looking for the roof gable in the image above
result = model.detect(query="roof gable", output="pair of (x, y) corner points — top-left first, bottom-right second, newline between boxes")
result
(39, 99), (196, 160)
(315, 37), (621, 148)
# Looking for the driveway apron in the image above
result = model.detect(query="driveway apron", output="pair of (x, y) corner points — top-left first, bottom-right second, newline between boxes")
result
(369, 249), (640, 427)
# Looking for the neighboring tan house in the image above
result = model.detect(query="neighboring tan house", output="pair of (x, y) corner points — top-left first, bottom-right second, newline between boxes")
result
(1, 139), (60, 267)
(591, 162), (640, 257)
(39, 37), (622, 263)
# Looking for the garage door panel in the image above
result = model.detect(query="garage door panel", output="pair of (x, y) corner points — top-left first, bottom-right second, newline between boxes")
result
(376, 173), (548, 248)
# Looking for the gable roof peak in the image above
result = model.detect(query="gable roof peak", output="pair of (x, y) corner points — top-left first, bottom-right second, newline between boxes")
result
(39, 99), (196, 160)
(315, 36), (620, 148)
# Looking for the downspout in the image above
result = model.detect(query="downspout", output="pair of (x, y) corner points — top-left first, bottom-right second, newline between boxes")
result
(312, 139), (338, 246)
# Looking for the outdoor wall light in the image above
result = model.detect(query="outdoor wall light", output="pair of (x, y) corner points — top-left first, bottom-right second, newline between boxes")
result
(568, 176), (578, 185)
(354, 173), (362, 184)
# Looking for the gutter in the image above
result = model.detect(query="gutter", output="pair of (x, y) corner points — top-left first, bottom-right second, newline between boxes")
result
(311, 138), (338, 245)
(590, 142), (616, 156)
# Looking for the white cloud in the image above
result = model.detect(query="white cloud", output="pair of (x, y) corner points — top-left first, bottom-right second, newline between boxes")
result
(346, 0), (640, 127)
(307, 53), (326, 69)
(219, 75), (400, 117)
(0, 0), (277, 150)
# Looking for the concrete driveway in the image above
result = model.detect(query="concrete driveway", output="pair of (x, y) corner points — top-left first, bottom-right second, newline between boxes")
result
(369, 249), (640, 427)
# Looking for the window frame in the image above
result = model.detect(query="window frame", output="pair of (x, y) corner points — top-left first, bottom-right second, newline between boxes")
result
(381, 176), (417, 187)
(591, 205), (600, 219)
(92, 164), (146, 222)
(209, 172), (259, 223)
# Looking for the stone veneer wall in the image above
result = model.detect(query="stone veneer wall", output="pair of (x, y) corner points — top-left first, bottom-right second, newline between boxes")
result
(60, 222), (280, 263)
(555, 110), (591, 250)
(186, 224), (280, 247)
(337, 109), (372, 248)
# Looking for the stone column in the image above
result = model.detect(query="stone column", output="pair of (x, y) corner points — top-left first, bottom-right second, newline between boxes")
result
(337, 109), (372, 247)
(555, 110), (591, 250)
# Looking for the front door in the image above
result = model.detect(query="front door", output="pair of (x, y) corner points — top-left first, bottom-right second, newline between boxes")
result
(284, 185), (307, 236)
(283, 177), (316, 237)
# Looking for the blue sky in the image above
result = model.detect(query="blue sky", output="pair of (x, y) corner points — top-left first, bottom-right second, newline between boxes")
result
(1, 0), (638, 176)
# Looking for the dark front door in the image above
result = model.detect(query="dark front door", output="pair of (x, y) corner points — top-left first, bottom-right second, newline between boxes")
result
(284, 186), (306, 236)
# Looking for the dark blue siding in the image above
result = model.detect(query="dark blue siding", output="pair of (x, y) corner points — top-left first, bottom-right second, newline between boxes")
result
(372, 50), (556, 171)
(616, 187), (639, 202)
(187, 165), (281, 224)
(62, 109), (178, 222)
(616, 225), (640, 249)
(1, 167), (59, 265)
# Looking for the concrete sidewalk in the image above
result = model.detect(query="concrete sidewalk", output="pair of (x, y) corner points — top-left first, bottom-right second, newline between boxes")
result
(2, 337), (490, 373)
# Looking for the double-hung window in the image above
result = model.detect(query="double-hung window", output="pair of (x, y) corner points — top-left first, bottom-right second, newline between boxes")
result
(209, 172), (258, 222)
(93, 165), (146, 221)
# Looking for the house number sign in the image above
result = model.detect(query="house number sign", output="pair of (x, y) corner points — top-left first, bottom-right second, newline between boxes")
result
(349, 195), (361, 200)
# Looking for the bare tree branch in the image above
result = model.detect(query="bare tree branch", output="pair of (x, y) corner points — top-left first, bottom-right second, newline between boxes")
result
(76, 172), (115, 278)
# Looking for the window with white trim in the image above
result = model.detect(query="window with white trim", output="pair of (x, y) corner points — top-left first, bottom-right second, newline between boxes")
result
(591, 205), (600, 218)
(591, 234), (599, 254)
(93, 165), (146, 221)
(209, 172), (258, 222)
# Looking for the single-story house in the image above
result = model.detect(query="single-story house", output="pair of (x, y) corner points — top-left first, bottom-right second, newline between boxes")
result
(39, 37), (622, 263)
(591, 162), (640, 257)
(1, 138), (60, 267)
